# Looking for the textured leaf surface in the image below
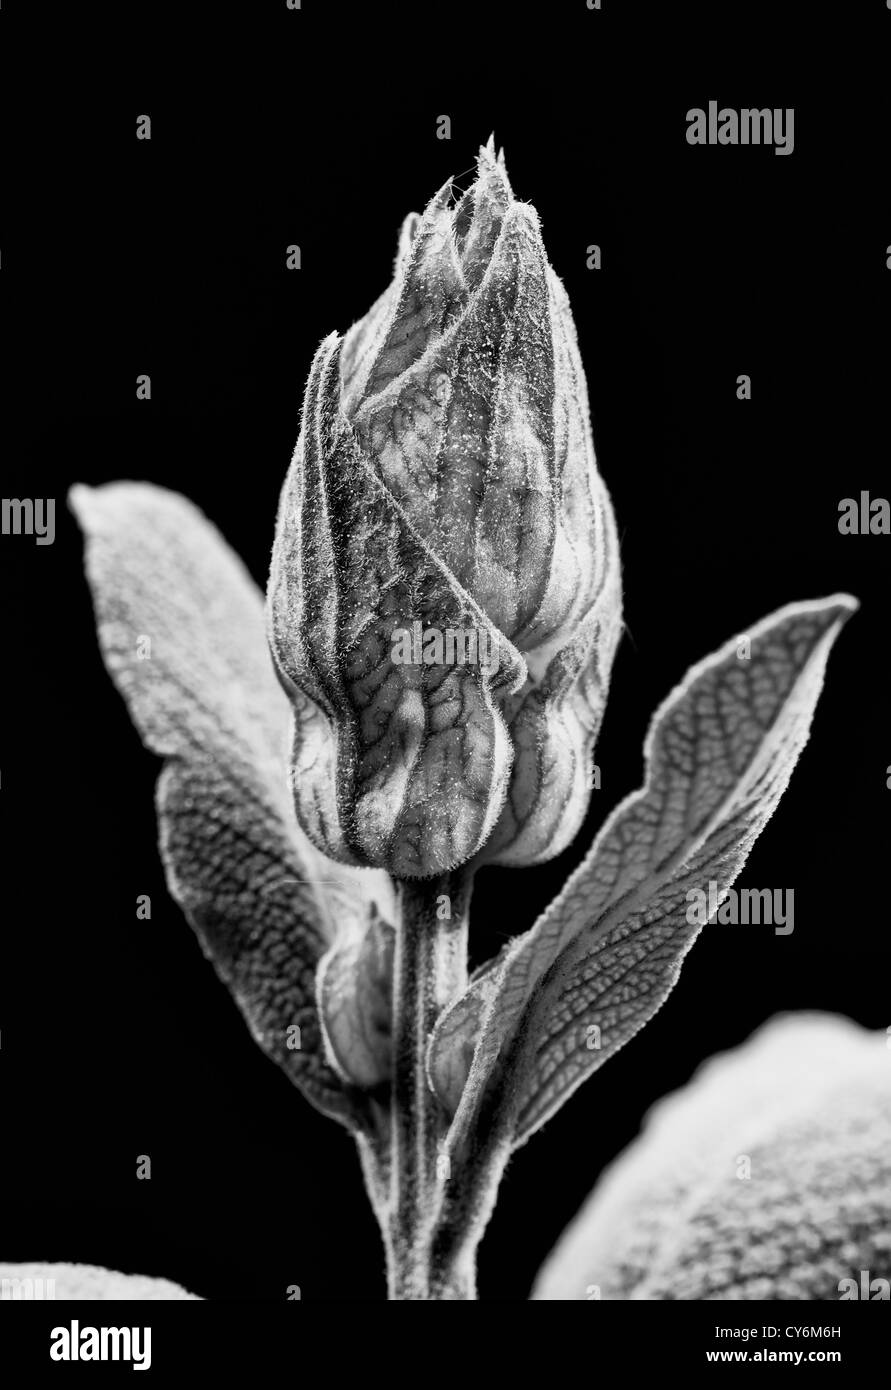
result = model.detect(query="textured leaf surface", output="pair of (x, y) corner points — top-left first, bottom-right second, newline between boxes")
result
(531, 1014), (891, 1299)
(429, 597), (856, 1147)
(269, 335), (527, 878)
(341, 183), (467, 416)
(71, 482), (394, 1127)
(0, 1262), (199, 1299)
(480, 553), (621, 868)
(317, 903), (395, 1089)
(471, 262), (622, 867)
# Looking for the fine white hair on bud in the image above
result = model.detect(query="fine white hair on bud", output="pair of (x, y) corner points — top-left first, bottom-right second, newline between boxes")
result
(269, 142), (622, 877)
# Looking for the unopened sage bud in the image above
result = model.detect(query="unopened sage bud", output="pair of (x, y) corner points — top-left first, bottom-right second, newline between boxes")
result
(269, 138), (621, 878)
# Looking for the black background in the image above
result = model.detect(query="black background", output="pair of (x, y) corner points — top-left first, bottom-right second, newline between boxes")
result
(2, 3), (889, 1302)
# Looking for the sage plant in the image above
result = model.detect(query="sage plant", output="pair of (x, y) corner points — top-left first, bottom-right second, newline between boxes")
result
(66, 140), (857, 1300)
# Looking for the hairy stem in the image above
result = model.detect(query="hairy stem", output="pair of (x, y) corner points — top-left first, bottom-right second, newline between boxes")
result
(384, 871), (472, 1299)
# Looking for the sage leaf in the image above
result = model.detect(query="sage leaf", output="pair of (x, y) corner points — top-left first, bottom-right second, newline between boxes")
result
(428, 595), (856, 1149)
(70, 482), (394, 1129)
(531, 1014), (891, 1300)
(317, 902), (395, 1089)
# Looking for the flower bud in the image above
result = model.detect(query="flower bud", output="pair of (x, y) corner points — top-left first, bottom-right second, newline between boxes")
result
(269, 140), (621, 877)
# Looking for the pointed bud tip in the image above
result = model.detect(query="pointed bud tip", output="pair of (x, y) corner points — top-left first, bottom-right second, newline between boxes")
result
(473, 136), (513, 205)
(477, 134), (506, 173)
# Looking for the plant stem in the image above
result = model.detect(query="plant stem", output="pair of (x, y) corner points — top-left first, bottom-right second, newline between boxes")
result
(385, 871), (471, 1300)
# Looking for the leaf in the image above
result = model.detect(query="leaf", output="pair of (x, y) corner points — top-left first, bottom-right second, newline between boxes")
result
(428, 595), (856, 1149)
(70, 482), (395, 1129)
(317, 902), (395, 1089)
(530, 1014), (891, 1299)
(0, 1262), (199, 1300)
